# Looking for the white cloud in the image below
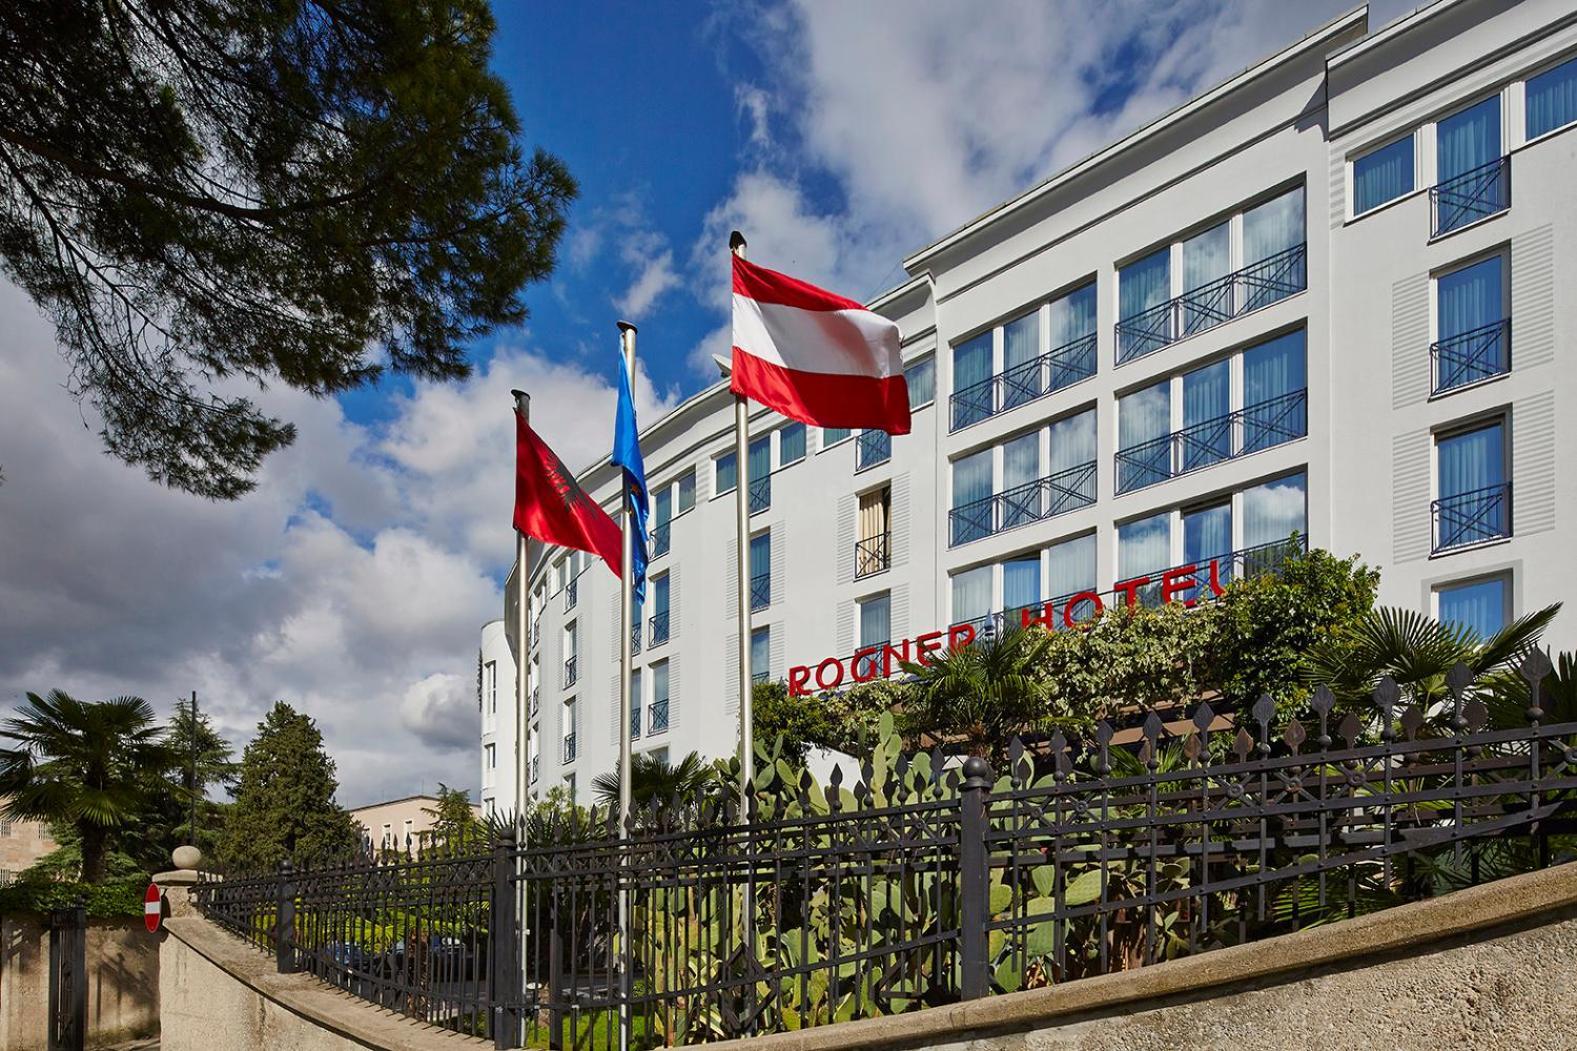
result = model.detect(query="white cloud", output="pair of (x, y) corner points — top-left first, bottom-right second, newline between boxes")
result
(615, 248), (681, 319)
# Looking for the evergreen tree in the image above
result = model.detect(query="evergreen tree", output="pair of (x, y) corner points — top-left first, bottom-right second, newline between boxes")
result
(219, 702), (358, 871)
(0, 0), (576, 498)
(146, 698), (239, 862)
(420, 783), (480, 850)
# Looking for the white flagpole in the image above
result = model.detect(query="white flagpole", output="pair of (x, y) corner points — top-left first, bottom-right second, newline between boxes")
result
(727, 231), (754, 812)
(615, 321), (637, 1051)
(510, 388), (531, 1051)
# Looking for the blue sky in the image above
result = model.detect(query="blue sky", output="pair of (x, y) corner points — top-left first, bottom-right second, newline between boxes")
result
(0, 1), (1414, 803)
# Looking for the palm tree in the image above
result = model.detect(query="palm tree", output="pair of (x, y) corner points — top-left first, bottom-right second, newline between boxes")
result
(1304, 603), (1561, 721)
(592, 750), (720, 815)
(898, 625), (1062, 762)
(0, 690), (175, 881)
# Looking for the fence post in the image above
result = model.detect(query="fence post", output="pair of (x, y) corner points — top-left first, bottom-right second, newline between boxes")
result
(276, 859), (297, 974)
(547, 900), (564, 1051)
(958, 754), (992, 1001)
(491, 827), (520, 1050)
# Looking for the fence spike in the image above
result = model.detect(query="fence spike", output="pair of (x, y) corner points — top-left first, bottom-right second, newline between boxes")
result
(1283, 718), (1307, 753)
(1192, 701), (1215, 734)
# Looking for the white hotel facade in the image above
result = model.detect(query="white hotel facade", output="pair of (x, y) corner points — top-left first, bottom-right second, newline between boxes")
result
(481, 0), (1577, 817)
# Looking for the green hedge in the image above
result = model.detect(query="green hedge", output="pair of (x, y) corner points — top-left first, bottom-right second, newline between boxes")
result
(0, 876), (146, 919)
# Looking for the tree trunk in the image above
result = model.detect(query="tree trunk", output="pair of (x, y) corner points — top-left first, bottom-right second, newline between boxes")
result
(79, 825), (106, 883)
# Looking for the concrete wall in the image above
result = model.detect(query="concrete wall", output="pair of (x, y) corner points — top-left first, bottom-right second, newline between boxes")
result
(0, 913), (159, 1051)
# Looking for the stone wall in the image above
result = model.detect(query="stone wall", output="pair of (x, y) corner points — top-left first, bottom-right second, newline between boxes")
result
(0, 913), (159, 1051)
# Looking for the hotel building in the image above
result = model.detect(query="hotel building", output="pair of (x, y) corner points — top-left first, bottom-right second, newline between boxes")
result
(481, 0), (1577, 816)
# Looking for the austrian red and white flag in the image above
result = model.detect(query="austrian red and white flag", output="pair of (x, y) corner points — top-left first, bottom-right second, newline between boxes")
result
(730, 254), (910, 435)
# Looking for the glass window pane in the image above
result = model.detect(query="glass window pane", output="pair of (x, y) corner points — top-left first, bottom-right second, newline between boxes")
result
(1437, 422), (1504, 498)
(779, 423), (806, 464)
(751, 627), (771, 680)
(905, 358), (935, 408)
(1438, 96), (1501, 182)
(1243, 329), (1308, 452)
(653, 574), (670, 615)
(1119, 247), (1171, 361)
(1528, 56), (1577, 139)
(1243, 471), (1307, 549)
(1118, 381), (1171, 492)
(1047, 534), (1095, 599)
(1184, 502), (1233, 587)
(950, 449), (994, 544)
(1049, 407), (1096, 474)
(1438, 578), (1507, 640)
(859, 593), (891, 648)
(749, 532), (771, 578)
(823, 427), (851, 446)
(677, 470), (695, 513)
(1050, 282), (1098, 346)
(716, 452), (737, 493)
(1119, 512), (1171, 579)
(1002, 557), (1040, 613)
(1182, 223), (1231, 335)
(1182, 359), (1229, 471)
(951, 565), (992, 625)
(1353, 136), (1414, 214)
(654, 486), (672, 526)
(952, 332), (994, 428)
(1437, 256), (1503, 339)
(748, 434), (771, 512)
(1243, 186), (1305, 264)
(1002, 310), (1042, 409)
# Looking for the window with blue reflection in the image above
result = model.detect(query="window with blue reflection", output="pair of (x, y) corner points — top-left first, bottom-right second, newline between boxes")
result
(1184, 502), (1233, 590)
(1436, 256), (1507, 391)
(1438, 577), (1507, 640)
(1527, 56), (1577, 139)
(1243, 329), (1308, 452)
(950, 449), (994, 545)
(779, 422), (805, 465)
(1002, 556), (1040, 619)
(1438, 96), (1501, 184)
(1353, 136), (1414, 214)
(1118, 247), (1172, 361)
(1181, 360), (1230, 470)
(1117, 381), (1170, 492)
(859, 593), (891, 649)
(1119, 512), (1171, 607)
(822, 427), (851, 447)
(716, 451), (737, 493)
(749, 531), (771, 608)
(751, 626), (771, 682)
(952, 332), (994, 428)
(906, 358), (935, 408)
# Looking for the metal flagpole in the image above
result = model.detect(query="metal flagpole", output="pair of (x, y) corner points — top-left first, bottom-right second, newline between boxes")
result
(510, 388), (531, 1051)
(727, 231), (754, 811)
(615, 322), (637, 1051)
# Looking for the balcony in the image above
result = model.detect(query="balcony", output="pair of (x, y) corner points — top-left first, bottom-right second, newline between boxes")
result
(1116, 244), (1307, 364)
(749, 476), (770, 515)
(562, 732), (577, 764)
(1432, 319), (1510, 395)
(750, 571), (771, 611)
(564, 577), (577, 612)
(530, 686), (539, 716)
(1431, 157), (1509, 237)
(530, 755), (539, 783)
(652, 521), (671, 558)
(563, 655), (578, 688)
(1432, 483), (1511, 554)
(631, 706), (642, 739)
(854, 532), (891, 579)
(648, 610), (671, 647)
(856, 429), (891, 470)
(648, 697), (669, 733)
(1115, 389), (1308, 495)
(949, 461), (1097, 547)
(629, 622), (642, 657)
(949, 333), (1097, 432)
(530, 617), (540, 649)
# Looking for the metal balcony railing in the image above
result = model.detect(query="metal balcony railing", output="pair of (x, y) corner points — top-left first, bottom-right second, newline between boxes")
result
(949, 461), (1096, 547)
(1432, 482), (1512, 554)
(949, 333), (1097, 432)
(855, 429), (891, 470)
(648, 610), (671, 647)
(530, 755), (539, 783)
(1432, 319), (1510, 394)
(631, 706), (641, 739)
(750, 571), (771, 610)
(629, 623), (642, 657)
(648, 697), (669, 734)
(530, 617), (540, 649)
(530, 686), (539, 716)
(749, 476), (770, 515)
(652, 521), (671, 558)
(564, 577), (577, 611)
(1116, 243), (1307, 364)
(562, 732), (576, 764)
(1115, 389), (1307, 495)
(1431, 156), (1509, 236)
(563, 655), (578, 688)
(854, 532), (891, 579)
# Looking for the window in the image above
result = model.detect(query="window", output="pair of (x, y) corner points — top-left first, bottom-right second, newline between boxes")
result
(1181, 360), (1230, 470)
(1118, 512), (1171, 605)
(823, 426), (852, 447)
(528, 732), (540, 781)
(631, 667), (643, 739)
(650, 747), (670, 767)
(952, 332), (993, 429)
(855, 487), (891, 579)
(1242, 471), (1308, 574)
(952, 565), (992, 627)
(1434, 255), (1508, 393)
(1434, 421), (1509, 552)
(1047, 533), (1096, 602)
(653, 485), (673, 557)
(716, 451), (737, 494)
(650, 573), (672, 646)
(749, 531), (771, 609)
(906, 357), (935, 408)
(650, 661), (670, 733)
(0, 820), (11, 838)
(1002, 310), (1041, 409)
(1438, 576), (1508, 641)
(751, 626), (771, 683)
(1002, 556), (1040, 620)
(748, 434), (771, 514)
(1184, 502), (1233, 588)
(564, 622), (578, 687)
(1181, 222), (1230, 335)
(779, 423), (806, 465)
(856, 428), (891, 470)
(1117, 247), (1172, 361)
(677, 469), (696, 514)
(404, 819), (414, 842)
(565, 773), (576, 801)
(1353, 136), (1414, 214)
(1527, 55), (1577, 139)
(1049, 283), (1098, 389)
(859, 593), (891, 648)
(1048, 407), (1097, 482)
(382, 822), (392, 842)
(484, 743), (496, 777)
(1434, 96), (1506, 234)
(1001, 432), (1040, 528)
(1243, 188), (1306, 268)
(563, 699), (578, 762)
(1117, 380), (1171, 493)
(950, 449), (993, 545)
(484, 660), (497, 713)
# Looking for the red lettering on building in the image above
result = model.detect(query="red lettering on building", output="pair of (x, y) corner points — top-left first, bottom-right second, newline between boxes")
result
(1161, 564), (1198, 607)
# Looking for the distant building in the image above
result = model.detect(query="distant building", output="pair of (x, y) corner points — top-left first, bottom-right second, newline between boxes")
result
(346, 793), (481, 851)
(0, 804), (58, 885)
(479, 618), (522, 819)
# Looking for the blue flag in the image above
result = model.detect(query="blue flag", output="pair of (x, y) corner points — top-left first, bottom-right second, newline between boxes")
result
(611, 353), (650, 604)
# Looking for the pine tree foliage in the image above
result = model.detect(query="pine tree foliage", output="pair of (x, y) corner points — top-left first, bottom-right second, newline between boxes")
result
(0, 0), (576, 497)
(219, 701), (358, 870)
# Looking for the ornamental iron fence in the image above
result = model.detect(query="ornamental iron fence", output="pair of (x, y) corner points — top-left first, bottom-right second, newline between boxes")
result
(194, 653), (1575, 1049)
(854, 532), (891, 579)
(649, 611), (672, 648)
(750, 571), (771, 611)
(1431, 157), (1509, 237)
(949, 461), (1097, 547)
(1116, 244), (1307, 364)
(949, 334), (1098, 433)
(1431, 319), (1510, 395)
(1115, 389), (1307, 495)
(1432, 482), (1512, 553)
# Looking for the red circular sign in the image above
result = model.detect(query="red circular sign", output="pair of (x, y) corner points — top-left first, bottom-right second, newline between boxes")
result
(144, 883), (163, 933)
